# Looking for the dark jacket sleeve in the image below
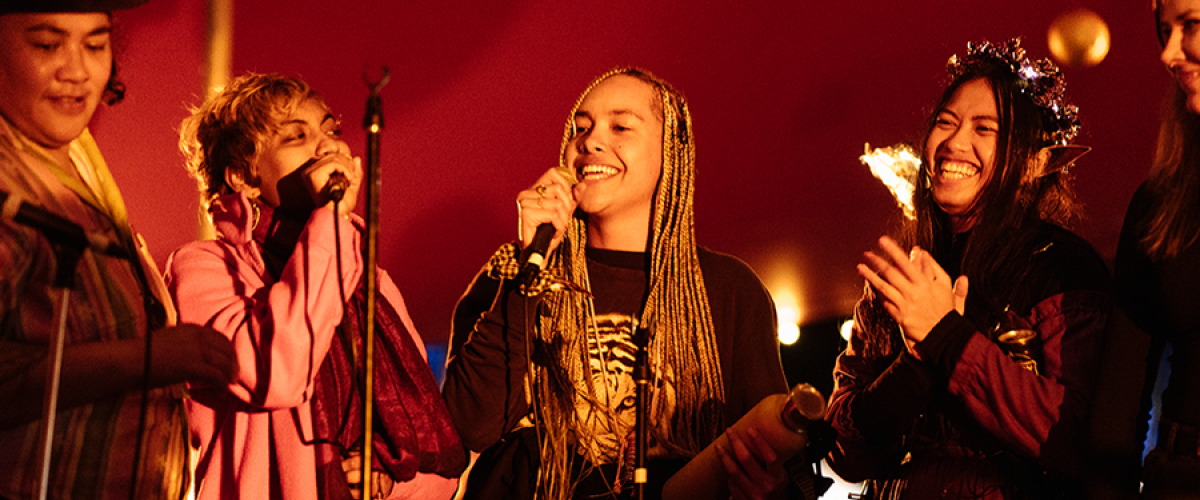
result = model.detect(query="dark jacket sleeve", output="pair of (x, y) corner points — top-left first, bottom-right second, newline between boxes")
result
(1115, 183), (1166, 334)
(824, 289), (941, 483)
(927, 291), (1110, 473)
(918, 229), (1112, 477)
(828, 228), (1112, 483)
(442, 266), (541, 452)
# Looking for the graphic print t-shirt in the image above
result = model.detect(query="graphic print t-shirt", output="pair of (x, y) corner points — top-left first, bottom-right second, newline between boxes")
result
(573, 248), (677, 465)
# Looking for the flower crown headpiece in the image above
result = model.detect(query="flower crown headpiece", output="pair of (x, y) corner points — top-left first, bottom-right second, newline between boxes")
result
(947, 38), (1081, 145)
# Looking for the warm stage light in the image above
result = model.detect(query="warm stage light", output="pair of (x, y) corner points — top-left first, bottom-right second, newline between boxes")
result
(778, 322), (800, 345)
(776, 304), (801, 345)
(1048, 8), (1111, 69)
(839, 319), (854, 342)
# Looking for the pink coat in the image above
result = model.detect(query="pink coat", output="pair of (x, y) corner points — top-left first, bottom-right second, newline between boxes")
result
(165, 193), (457, 500)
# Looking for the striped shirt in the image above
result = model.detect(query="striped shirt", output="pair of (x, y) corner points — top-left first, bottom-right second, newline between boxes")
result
(0, 116), (187, 500)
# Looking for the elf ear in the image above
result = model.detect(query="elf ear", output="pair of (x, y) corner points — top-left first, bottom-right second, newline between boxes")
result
(1027, 144), (1091, 181)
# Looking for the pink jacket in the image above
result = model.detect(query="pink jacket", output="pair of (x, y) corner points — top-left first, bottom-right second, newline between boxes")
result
(165, 192), (456, 500)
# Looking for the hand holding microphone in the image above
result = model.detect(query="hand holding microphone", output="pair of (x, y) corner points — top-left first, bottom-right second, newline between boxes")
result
(516, 166), (578, 283)
(663, 384), (832, 500)
(327, 171), (350, 202)
(307, 153), (361, 217)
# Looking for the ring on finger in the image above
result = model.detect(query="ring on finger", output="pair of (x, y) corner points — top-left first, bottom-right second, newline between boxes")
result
(535, 184), (548, 197)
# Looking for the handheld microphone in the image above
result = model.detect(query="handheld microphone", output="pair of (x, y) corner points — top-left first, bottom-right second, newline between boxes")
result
(327, 172), (350, 202)
(517, 166), (577, 285)
(522, 223), (555, 271)
(516, 223), (555, 288)
(0, 189), (129, 259)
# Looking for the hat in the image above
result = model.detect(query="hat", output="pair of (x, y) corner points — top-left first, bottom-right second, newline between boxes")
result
(1, 0), (149, 14)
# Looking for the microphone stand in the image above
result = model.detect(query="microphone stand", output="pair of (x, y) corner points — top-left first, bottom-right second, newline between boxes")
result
(359, 66), (389, 500)
(632, 325), (652, 500)
(2, 192), (152, 500)
(34, 239), (86, 500)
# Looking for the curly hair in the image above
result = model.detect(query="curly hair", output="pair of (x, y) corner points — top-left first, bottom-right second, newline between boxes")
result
(102, 59), (125, 105)
(179, 73), (322, 210)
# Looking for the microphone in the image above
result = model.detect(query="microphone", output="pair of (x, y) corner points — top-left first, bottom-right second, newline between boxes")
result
(779, 383), (827, 432)
(326, 172), (350, 202)
(0, 189), (129, 259)
(522, 223), (555, 271)
(661, 383), (833, 500)
(515, 223), (554, 287)
(517, 166), (577, 286)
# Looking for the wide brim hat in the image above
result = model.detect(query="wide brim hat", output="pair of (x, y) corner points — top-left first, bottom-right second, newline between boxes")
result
(1, 0), (149, 13)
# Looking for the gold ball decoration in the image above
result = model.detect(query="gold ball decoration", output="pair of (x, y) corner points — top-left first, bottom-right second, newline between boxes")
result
(1048, 8), (1111, 69)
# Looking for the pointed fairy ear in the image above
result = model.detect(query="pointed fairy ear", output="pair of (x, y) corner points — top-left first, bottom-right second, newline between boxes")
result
(1028, 144), (1091, 181)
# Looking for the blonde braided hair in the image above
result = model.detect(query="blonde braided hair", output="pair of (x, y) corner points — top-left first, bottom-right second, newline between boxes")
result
(530, 67), (723, 499)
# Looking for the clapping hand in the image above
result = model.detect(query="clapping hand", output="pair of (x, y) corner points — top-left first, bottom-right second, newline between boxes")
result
(857, 236), (968, 356)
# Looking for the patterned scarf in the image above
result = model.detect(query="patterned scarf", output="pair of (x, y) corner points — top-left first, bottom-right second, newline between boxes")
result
(253, 204), (466, 491)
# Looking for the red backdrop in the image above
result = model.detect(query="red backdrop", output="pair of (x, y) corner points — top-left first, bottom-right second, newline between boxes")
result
(92, 0), (1162, 346)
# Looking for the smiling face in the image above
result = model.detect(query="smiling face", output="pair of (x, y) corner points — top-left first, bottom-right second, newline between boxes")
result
(0, 13), (112, 160)
(564, 74), (664, 231)
(1160, 0), (1200, 114)
(925, 77), (999, 232)
(247, 98), (346, 207)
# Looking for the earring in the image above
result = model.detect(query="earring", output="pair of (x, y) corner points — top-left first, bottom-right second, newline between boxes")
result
(251, 198), (261, 230)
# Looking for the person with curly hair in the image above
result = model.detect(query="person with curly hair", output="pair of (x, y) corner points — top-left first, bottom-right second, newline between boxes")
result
(170, 73), (464, 500)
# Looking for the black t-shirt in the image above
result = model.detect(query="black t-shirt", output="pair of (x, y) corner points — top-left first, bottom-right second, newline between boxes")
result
(443, 245), (787, 499)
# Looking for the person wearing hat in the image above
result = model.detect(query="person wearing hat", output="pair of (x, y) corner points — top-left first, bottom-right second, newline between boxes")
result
(0, 1), (236, 499)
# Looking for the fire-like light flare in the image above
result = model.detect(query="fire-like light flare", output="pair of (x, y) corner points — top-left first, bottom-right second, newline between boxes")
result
(861, 143), (920, 219)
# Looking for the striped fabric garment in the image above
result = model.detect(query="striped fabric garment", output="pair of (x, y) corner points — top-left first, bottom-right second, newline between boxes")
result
(0, 116), (188, 500)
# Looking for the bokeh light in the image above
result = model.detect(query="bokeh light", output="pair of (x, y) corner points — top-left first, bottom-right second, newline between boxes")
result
(840, 319), (855, 342)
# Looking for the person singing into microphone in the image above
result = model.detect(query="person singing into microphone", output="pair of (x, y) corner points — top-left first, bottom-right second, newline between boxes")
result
(0, 1), (238, 499)
(823, 39), (1110, 499)
(168, 73), (465, 500)
(443, 67), (789, 500)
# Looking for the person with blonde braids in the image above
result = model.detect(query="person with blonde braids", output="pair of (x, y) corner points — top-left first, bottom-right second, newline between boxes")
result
(824, 39), (1110, 499)
(443, 68), (789, 500)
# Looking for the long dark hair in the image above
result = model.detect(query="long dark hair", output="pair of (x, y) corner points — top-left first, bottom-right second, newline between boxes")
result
(1140, 85), (1200, 260)
(102, 59), (125, 105)
(859, 60), (1085, 352)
